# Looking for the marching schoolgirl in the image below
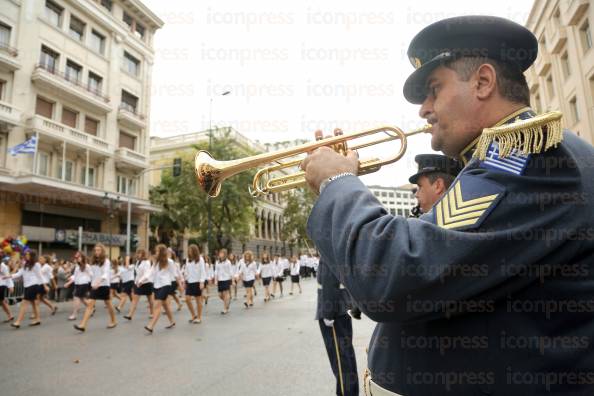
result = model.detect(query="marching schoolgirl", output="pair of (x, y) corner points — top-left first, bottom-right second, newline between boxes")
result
(204, 255), (214, 305)
(183, 244), (206, 324)
(289, 255), (302, 295)
(239, 251), (257, 308)
(64, 252), (92, 321)
(271, 255), (284, 298)
(228, 253), (239, 300)
(0, 258), (13, 322)
(109, 257), (122, 303)
(74, 243), (117, 332)
(124, 248), (154, 321)
(144, 244), (184, 333)
(258, 253), (273, 302)
(6, 250), (44, 328)
(214, 249), (232, 315)
(117, 256), (135, 313)
(168, 249), (183, 311)
(39, 255), (58, 315)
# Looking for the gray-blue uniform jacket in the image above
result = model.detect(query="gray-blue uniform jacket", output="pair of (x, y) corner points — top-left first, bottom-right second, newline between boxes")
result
(315, 257), (351, 321)
(307, 109), (594, 396)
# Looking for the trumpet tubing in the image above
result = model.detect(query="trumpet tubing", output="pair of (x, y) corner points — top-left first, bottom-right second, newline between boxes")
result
(195, 124), (431, 198)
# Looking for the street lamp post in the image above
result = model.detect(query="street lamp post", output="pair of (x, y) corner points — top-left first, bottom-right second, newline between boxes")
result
(102, 193), (121, 260)
(207, 90), (230, 259)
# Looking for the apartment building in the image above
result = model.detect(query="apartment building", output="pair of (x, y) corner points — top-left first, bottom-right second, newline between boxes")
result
(525, 0), (594, 144)
(150, 127), (291, 258)
(0, 0), (163, 258)
(367, 184), (417, 217)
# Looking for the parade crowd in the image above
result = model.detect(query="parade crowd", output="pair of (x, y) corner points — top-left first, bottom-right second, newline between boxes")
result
(0, 242), (320, 333)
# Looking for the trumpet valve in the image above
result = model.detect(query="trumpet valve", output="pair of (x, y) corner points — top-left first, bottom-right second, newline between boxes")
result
(333, 128), (347, 154)
(314, 130), (324, 141)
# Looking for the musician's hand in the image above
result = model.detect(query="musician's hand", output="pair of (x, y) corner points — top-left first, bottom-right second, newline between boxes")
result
(300, 147), (358, 194)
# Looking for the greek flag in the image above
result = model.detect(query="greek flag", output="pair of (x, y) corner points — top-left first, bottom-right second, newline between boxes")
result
(8, 135), (37, 156)
(481, 141), (529, 176)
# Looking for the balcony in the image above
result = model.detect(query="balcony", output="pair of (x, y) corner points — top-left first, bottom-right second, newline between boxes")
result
(117, 105), (146, 129)
(27, 115), (112, 156)
(545, 25), (567, 54)
(31, 64), (112, 113)
(0, 100), (22, 129)
(0, 42), (20, 71)
(561, 0), (589, 26)
(115, 147), (148, 170)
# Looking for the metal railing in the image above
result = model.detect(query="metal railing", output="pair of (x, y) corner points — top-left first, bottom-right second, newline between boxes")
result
(4, 279), (24, 305)
(118, 103), (145, 120)
(0, 42), (18, 57)
(35, 63), (110, 103)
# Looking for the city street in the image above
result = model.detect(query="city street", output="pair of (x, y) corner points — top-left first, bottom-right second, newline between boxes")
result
(0, 278), (375, 396)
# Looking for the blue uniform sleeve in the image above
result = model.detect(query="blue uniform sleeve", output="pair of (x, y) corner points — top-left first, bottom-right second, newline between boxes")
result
(306, 169), (581, 324)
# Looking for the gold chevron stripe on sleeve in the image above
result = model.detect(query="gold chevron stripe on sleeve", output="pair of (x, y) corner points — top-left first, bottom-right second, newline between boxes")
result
(436, 181), (499, 229)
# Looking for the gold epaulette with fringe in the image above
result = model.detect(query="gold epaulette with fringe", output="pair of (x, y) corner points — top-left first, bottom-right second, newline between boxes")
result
(474, 111), (564, 160)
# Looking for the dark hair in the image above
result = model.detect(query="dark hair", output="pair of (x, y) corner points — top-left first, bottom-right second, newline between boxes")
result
(426, 172), (456, 189)
(155, 244), (168, 270)
(111, 257), (120, 272)
(136, 248), (147, 261)
(260, 253), (270, 264)
(445, 57), (530, 106)
(79, 254), (88, 272)
(25, 250), (37, 270)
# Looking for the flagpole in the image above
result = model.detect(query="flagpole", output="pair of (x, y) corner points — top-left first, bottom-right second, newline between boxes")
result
(32, 131), (39, 175)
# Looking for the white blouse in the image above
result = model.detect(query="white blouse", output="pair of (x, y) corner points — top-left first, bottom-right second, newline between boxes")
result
(290, 261), (301, 276)
(259, 263), (274, 278)
(0, 263), (13, 288)
(90, 259), (111, 287)
(135, 260), (152, 285)
(41, 263), (54, 284)
(110, 266), (121, 283)
(11, 262), (44, 288)
(184, 257), (207, 283)
(120, 265), (134, 283)
(152, 259), (178, 289)
(214, 259), (232, 281)
(71, 264), (92, 285)
(239, 261), (258, 281)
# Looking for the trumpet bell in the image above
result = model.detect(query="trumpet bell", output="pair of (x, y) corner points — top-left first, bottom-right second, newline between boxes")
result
(195, 150), (222, 198)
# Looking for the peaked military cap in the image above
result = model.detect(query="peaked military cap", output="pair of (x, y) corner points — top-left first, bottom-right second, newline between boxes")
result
(408, 154), (463, 184)
(403, 15), (538, 104)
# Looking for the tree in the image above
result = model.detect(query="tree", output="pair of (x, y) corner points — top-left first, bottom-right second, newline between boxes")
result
(281, 188), (317, 252)
(150, 130), (256, 253)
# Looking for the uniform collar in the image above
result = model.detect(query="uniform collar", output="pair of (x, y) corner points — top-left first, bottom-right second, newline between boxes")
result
(457, 106), (535, 165)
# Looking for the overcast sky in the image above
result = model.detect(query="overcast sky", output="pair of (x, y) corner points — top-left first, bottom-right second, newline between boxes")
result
(143, 0), (535, 187)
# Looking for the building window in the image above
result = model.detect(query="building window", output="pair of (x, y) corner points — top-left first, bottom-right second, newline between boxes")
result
(58, 160), (74, 182)
(119, 131), (136, 150)
(117, 175), (136, 195)
(69, 15), (85, 41)
(570, 97), (580, 124)
(89, 30), (105, 54)
(123, 51), (140, 76)
(581, 20), (592, 52)
(37, 152), (49, 176)
(0, 22), (11, 49)
(88, 71), (103, 95)
(65, 59), (82, 83)
(45, 0), (63, 28)
(381, 191), (387, 197)
(135, 23), (145, 40)
(121, 90), (139, 113)
(61, 107), (78, 128)
(40, 45), (59, 72)
(0, 80), (5, 101)
(84, 116), (99, 136)
(546, 73), (555, 100)
(397, 209), (403, 216)
(100, 0), (112, 11)
(561, 51), (571, 79)
(81, 166), (95, 187)
(123, 12), (134, 30)
(35, 96), (54, 118)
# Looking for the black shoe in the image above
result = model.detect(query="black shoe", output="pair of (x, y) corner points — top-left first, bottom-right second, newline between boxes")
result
(51, 306), (58, 316)
(123, 315), (132, 321)
(349, 308), (362, 320)
(244, 302), (248, 308)
(10, 323), (20, 329)
(165, 322), (176, 329)
(74, 324), (85, 332)
(144, 326), (153, 334)
(29, 321), (41, 327)
(107, 323), (117, 329)
(115, 306), (121, 313)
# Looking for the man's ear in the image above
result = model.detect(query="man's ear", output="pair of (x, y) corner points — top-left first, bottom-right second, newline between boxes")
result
(433, 177), (446, 196)
(475, 63), (497, 100)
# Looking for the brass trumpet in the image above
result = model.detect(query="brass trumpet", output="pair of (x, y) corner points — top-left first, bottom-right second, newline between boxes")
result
(194, 124), (431, 198)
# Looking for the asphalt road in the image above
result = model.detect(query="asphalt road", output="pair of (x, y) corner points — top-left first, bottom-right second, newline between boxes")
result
(0, 278), (375, 396)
